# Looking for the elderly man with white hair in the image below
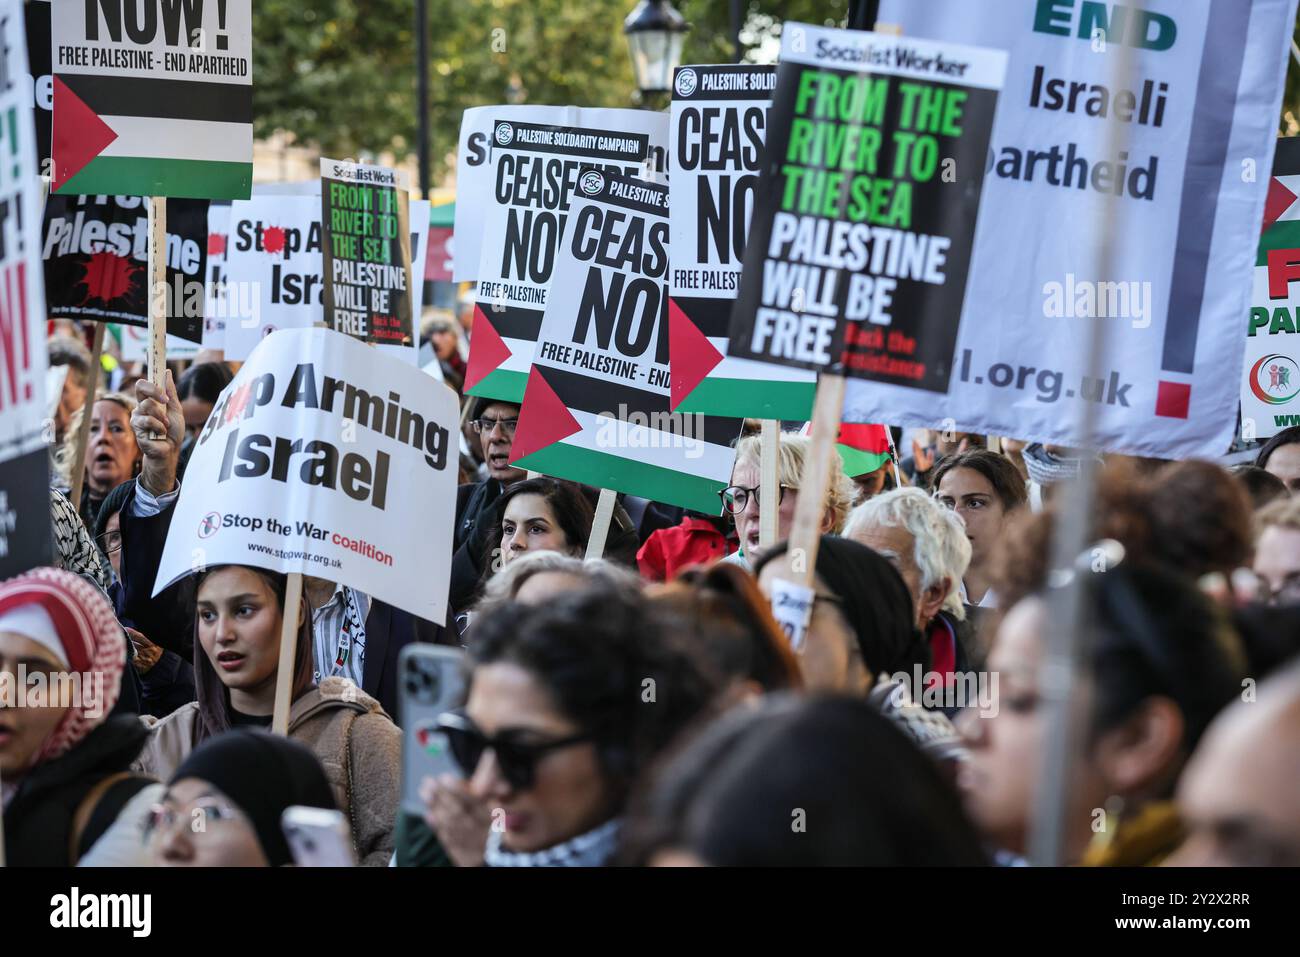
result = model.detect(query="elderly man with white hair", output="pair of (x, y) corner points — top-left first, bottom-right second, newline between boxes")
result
(844, 488), (978, 691)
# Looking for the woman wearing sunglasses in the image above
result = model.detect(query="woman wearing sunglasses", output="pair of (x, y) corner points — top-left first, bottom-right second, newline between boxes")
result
(421, 587), (719, 866)
(720, 434), (855, 569)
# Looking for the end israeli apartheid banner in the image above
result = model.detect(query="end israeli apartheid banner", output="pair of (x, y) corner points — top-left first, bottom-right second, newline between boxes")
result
(0, 0), (54, 575)
(465, 112), (670, 404)
(511, 169), (742, 513)
(1242, 138), (1300, 439)
(849, 0), (1298, 458)
(729, 24), (1006, 396)
(668, 64), (817, 421)
(223, 193), (429, 362)
(154, 327), (458, 624)
(320, 158), (414, 347)
(42, 194), (208, 341)
(51, 0), (252, 200)
(452, 104), (670, 282)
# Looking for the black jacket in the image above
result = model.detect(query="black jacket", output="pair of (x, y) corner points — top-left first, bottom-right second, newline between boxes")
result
(116, 480), (447, 722)
(2, 716), (151, 865)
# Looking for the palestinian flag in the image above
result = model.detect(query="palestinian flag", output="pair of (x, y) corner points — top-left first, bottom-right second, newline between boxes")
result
(51, 1), (253, 201)
(463, 301), (533, 404)
(669, 297), (818, 420)
(803, 421), (892, 477)
(510, 365), (742, 514)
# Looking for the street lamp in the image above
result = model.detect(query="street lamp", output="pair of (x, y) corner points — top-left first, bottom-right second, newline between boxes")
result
(624, 0), (689, 95)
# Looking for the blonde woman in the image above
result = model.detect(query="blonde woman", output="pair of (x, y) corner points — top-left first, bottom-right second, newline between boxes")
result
(55, 391), (141, 531)
(721, 433), (855, 569)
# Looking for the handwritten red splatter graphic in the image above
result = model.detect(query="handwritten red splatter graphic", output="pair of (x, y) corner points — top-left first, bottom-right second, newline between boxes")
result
(262, 226), (286, 255)
(208, 233), (227, 257)
(76, 251), (143, 305)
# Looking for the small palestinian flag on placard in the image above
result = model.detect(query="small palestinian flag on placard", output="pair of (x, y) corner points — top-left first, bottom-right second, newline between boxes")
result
(802, 421), (892, 477)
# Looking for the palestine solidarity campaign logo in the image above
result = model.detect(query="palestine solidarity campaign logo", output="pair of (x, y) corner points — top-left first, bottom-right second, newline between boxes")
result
(1250, 354), (1300, 405)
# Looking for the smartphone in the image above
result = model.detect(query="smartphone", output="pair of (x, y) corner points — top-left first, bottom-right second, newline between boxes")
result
(282, 806), (356, 867)
(398, 644), (467, 817)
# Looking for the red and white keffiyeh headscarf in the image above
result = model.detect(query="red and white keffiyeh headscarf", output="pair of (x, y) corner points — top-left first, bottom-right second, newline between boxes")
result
(0, 567), (125, 765)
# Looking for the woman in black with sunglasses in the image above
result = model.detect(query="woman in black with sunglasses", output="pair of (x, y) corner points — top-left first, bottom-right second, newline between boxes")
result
(419, 586), (719, 866)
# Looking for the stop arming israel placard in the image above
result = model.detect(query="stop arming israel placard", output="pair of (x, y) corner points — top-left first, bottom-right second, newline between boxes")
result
(51, 0), (253, 199)
(452, 104), (670, 282)
(42, 194), (208, 341)
(320, 158), (413, 347)
(729, 24), (1006, 393)
(1242, 138), (1300, 440)
(510, 169), (741, 514)
(855, 0), (1296, 458)
(154, 327), (458, 624)
(0, 0), (54, 577)
(464, 111), (669, 404)
(667, 64), (816, 421)
(223, 193), (429, 362)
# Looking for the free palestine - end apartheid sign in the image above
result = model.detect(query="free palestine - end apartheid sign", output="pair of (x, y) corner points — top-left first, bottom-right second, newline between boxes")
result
(320, 159), (414, 347)
(729, 24), (1005, 392)
(668, 63), (816, 421)
(51, 0), (252, 200)
(0, 0), (54, 576)
(154, 327), (458, 624)
(512, 169), (741, 513)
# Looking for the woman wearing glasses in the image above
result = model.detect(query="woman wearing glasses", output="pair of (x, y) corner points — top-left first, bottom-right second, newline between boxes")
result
(123, 564), (401, 866)
(720, 434), (855, 569)
(145, 730), (336, 867)
(420, 587), (718, 866)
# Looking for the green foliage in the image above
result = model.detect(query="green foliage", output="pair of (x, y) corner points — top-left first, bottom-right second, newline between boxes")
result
(252, 2), (1300, 178)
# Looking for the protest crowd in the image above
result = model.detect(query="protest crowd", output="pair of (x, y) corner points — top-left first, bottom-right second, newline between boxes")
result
(4, 0), (1300, 881)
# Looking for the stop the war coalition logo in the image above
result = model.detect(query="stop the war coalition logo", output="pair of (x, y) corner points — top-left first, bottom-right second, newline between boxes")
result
(41, 193), (208, 341)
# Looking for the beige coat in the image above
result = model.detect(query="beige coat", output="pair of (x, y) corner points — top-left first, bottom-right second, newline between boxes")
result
(134, 678), (401, 867)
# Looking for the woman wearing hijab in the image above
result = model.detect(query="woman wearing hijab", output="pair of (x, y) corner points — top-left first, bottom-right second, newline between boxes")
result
(145, 730), (336, 867)
(131, 564), (401, 866)
(0, 567), (152, 865)
(753, 536), (966, 770)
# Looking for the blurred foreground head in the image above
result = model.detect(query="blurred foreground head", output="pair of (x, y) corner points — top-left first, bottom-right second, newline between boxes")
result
(1168, 658), (1300, 866)
(622, 695), (988, 866)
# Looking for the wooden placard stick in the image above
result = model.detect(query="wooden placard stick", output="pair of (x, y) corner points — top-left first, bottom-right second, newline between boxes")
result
(759, 418), (780, 548)
(271, 572), (305, 736)
(584, 487), (617, 561)
(766, 373), (846, 646)
(147, 197), (168, 439)
(68, 323), (107, 511)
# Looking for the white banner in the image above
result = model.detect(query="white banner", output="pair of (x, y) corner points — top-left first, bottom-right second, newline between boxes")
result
(846, 0), (1298, 458)
(155, 327), (458, 624)
(452, 104), (670, 281)
(203, 201), (231, 351)
(223, 195), (427, 364)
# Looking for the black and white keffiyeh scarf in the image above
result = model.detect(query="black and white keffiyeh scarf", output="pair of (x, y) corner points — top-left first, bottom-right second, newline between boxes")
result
(484, 818), (622, 868)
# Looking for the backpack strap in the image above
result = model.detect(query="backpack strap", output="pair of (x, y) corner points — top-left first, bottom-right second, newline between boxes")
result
(74, 772), (154, 860)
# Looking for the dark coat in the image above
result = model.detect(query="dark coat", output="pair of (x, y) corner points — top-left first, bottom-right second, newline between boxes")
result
(2, 716), (151, 865)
